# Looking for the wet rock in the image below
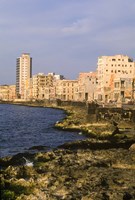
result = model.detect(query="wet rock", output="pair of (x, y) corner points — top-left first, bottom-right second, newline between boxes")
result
(0, 152), (34, 167)
(58, 138), (135, 150)
(29, 145), (49, 151)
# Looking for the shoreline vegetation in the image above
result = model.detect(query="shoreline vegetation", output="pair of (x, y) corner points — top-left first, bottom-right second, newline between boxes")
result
(0, 100), (135, 200)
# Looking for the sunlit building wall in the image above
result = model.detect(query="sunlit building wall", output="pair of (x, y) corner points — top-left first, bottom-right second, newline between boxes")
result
(32, 73), (46, 100)
(55, 79), (78, 101)
(77, 72), (98, 102)
(16, 53), (32, 99)
(97, 55), (135, 102)
(0, 85), (16, 101)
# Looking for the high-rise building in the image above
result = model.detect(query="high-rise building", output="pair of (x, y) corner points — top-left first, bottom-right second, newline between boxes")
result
(16, 53), (32, 99)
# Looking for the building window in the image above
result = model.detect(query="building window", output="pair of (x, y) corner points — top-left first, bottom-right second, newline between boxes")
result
(115, 82), (119, 88)
(121, 81), (125, 88)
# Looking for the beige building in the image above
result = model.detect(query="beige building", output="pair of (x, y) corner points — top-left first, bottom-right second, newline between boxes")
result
(43, 73), (55, 100)
(44, 73), (65, 100)
(0, 85), (16, 101)
(113, 78), (134, 102)
(55, 80), (78, 101)
(77, 72), (98, 102)
(97, 55), (135, 102)
(16, 53), (32, 99)
(32, 73), (60, 100)
(32, 73), (46, 100)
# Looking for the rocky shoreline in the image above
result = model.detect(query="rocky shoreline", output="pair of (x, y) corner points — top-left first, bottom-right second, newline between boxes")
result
(0, 102), (135, 200)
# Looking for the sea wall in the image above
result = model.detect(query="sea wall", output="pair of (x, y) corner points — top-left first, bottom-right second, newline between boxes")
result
(56, 99), (87, 108)
(1, 99), (135, 122)
(87, 104), (135, 123)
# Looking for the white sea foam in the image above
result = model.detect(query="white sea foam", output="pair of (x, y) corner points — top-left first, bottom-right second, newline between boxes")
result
(23, 157), (33, 167)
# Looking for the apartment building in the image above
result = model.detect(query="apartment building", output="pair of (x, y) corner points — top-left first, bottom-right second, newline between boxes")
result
(32, 73), (64, 100)
(113, 78), (134, 102)
(55, 80), (78, 101)
(77, 72), (98, 102)
(32, 73), (46, 100)
(45, 73), (54, 87)
(0, 85), (16, 101)
(16, 53), (32, 99)
(97, 55), (135, 102)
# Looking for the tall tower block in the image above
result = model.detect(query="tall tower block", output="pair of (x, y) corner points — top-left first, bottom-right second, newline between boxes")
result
(16, 53), (32, 99)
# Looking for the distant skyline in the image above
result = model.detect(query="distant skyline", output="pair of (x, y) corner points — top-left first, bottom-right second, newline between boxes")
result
(0, 0), (135, 85)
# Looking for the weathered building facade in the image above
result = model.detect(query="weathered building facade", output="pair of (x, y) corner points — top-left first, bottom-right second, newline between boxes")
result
(0, 85), (16, 101)
(77, 72), (98, 102)
(55, 80), (78, 101)
(97, 55), (135, 102)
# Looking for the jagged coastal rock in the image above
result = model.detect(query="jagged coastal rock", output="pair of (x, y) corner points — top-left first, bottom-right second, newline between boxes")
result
(1, 144), (135, 200)
(0, 103), (135, 200)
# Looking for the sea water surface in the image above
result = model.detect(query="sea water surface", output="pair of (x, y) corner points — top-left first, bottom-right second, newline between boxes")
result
(0, 104), (86, 158)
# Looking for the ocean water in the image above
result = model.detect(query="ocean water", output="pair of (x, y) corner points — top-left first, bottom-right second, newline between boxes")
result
(0, 104), (86, 158)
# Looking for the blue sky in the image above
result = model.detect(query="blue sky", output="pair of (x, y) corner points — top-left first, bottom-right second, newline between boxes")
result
(0, 0), (135, 84)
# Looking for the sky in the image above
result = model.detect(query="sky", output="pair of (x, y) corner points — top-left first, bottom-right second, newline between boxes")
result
(0, 0), (135, 84)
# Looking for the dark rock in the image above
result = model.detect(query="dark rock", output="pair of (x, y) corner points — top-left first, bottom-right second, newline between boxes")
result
(112, 126), (120, 136)
(112, 120), (118, 126)
(58, 138), (135, 150)
(0, 152), (34, 167)
(101, 178), (109, 188)
(102, 192), (110, 200)
(123, 192), (132, 200)
(28, 145), (49, 151)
